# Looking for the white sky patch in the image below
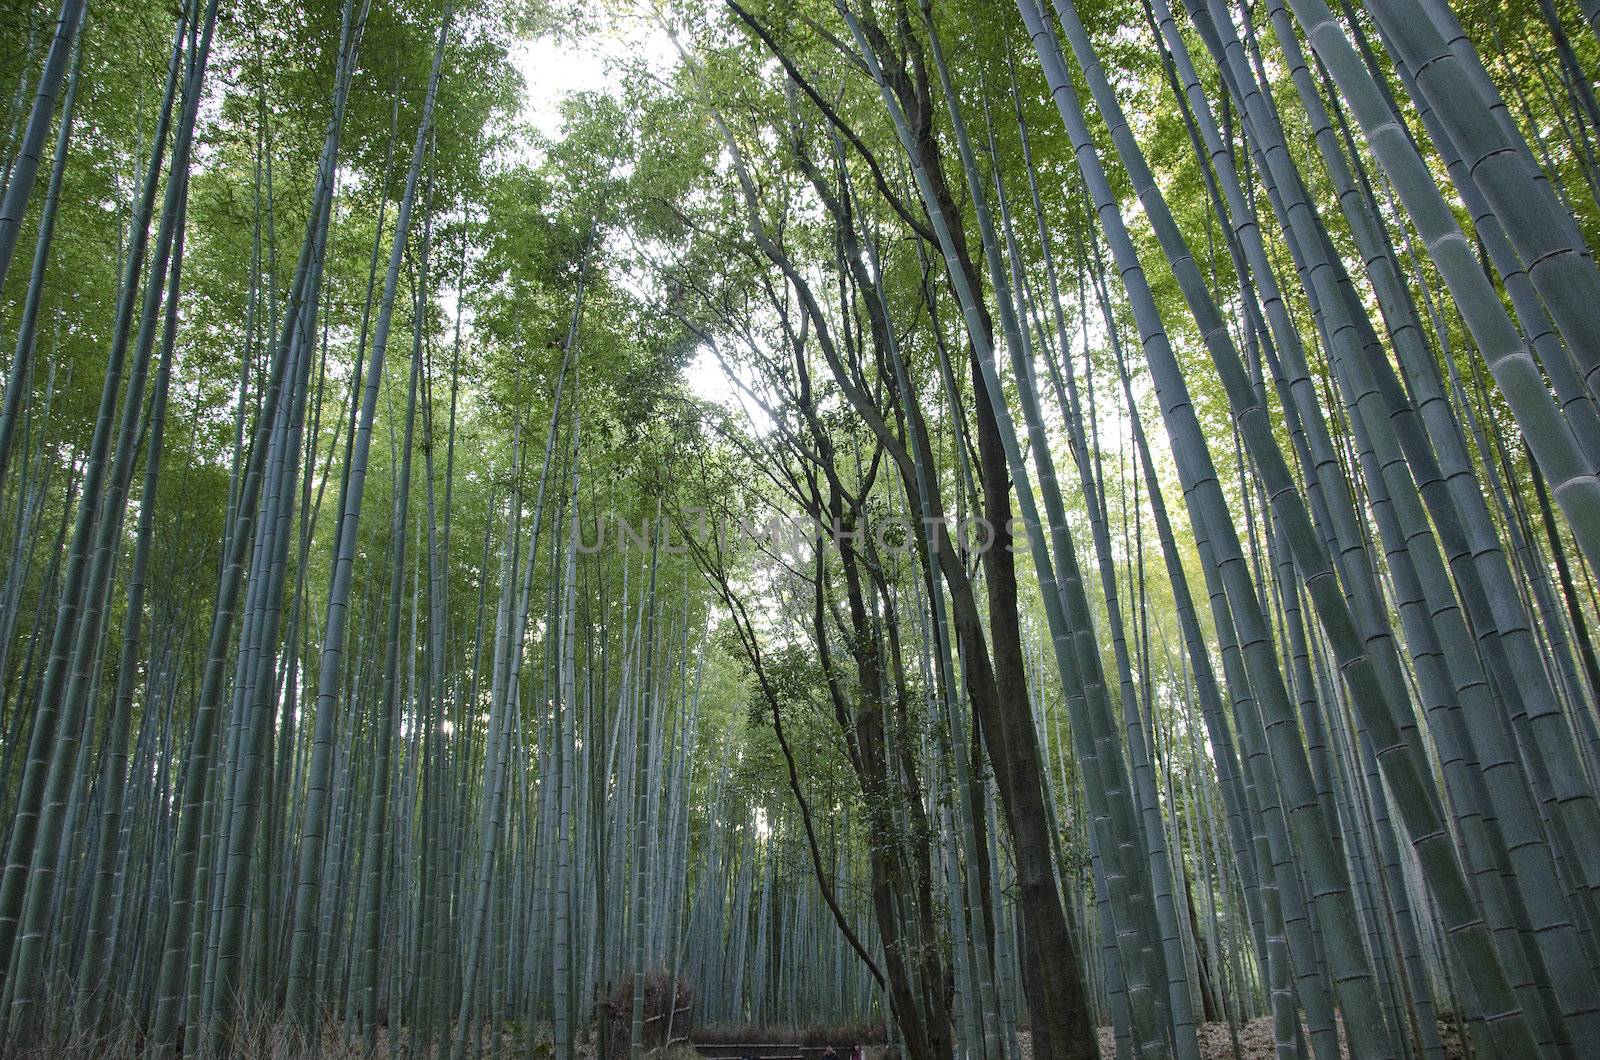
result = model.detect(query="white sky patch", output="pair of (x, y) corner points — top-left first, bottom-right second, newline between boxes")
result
(511, 8), (681, 142)
(512, 7), (761, 420)
(685, 343), (738, 406)
(513, 35), (610, 142)
(685, 341), (776, 436)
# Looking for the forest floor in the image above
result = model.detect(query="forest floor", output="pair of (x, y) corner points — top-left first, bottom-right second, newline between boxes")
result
(1070, 1017), (1469, 1059)
(688, 1016), (1466, 1060)
(2, 1016), (1470, 1059)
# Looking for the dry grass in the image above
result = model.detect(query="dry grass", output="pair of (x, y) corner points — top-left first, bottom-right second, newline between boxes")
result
(3, 1004), (522, 1059)
(600, 970), (696, 1058)
(1074, 1016), (1468, 1060)
(694, 1017), (886, 1047)
(4, 1004), (1469, 1060)
(691, 1018), (889, 1060)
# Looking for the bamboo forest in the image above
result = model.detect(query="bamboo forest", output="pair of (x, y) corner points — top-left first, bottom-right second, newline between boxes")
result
(13, 0), (1600, 1055)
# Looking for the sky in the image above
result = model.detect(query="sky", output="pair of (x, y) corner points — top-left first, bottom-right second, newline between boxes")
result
(509, 11), (746, 413)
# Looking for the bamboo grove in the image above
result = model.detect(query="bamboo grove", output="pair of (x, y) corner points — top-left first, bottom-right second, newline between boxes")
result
(3, 0), (1600, 1055)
